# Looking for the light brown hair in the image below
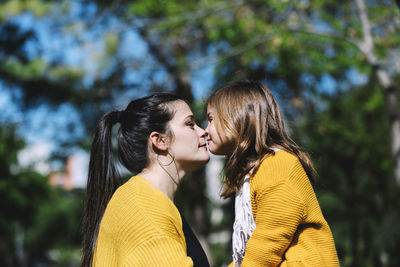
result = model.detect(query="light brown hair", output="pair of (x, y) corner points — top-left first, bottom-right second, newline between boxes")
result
(207, 80), (315, 198)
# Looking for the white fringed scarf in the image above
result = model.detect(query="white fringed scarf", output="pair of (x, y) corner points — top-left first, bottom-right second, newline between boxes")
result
(232, 148), (281, 267)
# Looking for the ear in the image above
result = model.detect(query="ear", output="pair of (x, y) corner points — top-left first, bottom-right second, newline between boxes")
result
(149, 131), (169, 152)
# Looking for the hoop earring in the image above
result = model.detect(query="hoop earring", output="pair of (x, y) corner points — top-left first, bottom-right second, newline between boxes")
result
(157, 151), (179, 186)
(156, 151), (175, 166)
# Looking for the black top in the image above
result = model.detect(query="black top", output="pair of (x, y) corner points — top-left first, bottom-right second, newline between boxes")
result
(181, 215), (210, 267)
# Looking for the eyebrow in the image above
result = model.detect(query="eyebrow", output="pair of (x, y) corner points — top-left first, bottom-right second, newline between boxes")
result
(184, 115), (194, 120)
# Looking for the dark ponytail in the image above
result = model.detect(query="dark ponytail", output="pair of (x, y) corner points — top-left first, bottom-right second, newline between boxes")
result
(81, 111), (120, 267)
(81, 93), (184, 267)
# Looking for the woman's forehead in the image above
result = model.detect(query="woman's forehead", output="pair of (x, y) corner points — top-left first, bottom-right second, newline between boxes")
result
(171, 100), (193, 119)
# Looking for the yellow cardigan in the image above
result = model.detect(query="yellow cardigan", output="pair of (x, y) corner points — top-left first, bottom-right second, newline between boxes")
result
(93, 176), (193, 267)
(235, 150), (340, 267)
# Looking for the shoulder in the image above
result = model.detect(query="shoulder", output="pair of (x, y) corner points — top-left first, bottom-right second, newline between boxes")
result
(252, 150), (301, 185)
(109, 176), (179, 216)
(104, 176), (165, 217)
(96, 177), (187, 260)
(260, 150), (299, 168)
(250, 150), (313, 199)
(100, 176), (183, 240)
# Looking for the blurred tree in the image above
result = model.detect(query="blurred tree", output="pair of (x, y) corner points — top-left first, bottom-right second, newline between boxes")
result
(294, 80), (400, 266)
(0, 124), (84, 266)
(0, 0), (132, 138)
(25, 188), (83, 265)
(0, 0), (81, 105)
(0, 124), (50, 266)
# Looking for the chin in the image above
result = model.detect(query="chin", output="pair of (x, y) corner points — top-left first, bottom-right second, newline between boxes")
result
(209, 148), (226, 156)
(209, 143), (233, 156)
(208, 147), (217, 154)
(187, 157), (210, 172)
(199, 152), (211, 163)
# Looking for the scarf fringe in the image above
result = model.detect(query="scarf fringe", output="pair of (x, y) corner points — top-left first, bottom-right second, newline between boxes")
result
(232, 175), (255, 266)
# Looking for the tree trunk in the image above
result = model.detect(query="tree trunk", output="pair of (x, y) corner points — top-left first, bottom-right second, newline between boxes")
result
(355, 0), (400, 185)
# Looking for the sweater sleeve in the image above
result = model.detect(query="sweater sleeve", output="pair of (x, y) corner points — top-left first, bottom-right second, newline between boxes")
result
(122, 236), (193, 267)
(241, 181), (304, 266)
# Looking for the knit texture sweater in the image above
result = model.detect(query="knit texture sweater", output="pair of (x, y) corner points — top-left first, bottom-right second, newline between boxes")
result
(93, 176), (193, 267)
(233, 150), (340, 267)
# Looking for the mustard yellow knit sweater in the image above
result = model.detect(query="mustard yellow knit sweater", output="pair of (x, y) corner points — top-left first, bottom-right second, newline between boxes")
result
(235, 150), (340, 267)
(93, 176), (193, 267)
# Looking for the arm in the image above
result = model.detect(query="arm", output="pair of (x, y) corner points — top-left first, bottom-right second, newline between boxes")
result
(242, 181), (304, 266)
(121, 235), (193, 267)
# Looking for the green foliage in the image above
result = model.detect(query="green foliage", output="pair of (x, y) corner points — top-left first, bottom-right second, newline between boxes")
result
(104, 32), (120, 56)
(0, 125), (84, 266)
(25, 189), (84, 264)
(49, 65), (85, 83)
(0, 0), (52, 21)
(0, 126), (48, 229)
(4, 59), (47, 80)
(293, 82), (400, 266)
(210, 243), (232, 267)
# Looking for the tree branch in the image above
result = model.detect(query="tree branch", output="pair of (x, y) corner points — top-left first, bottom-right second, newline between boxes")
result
(136, 27), (193, 103)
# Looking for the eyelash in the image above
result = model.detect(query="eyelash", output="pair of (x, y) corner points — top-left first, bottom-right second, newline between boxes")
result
(186, 121), (195, 127)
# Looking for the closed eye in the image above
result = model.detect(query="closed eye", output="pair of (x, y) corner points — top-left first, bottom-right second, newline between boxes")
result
(186, 121), (195, 128)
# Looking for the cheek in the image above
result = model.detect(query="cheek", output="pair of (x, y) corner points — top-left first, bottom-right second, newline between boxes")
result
(212, 129), (224, 144)
(181, 131), (198, 147)
(209, 126), (217, 138)
(210, 137), (223, 150)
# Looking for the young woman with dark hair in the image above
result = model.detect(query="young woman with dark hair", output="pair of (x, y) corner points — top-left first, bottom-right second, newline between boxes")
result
(205, 81), (339, 267)
(81, 93), (210, 266)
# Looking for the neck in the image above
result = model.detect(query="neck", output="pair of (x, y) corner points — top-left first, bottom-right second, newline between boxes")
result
(137, 163), (186, 200)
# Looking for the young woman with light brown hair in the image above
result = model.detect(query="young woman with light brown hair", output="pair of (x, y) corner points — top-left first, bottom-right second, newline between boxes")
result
(205, 81), (339, 267)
